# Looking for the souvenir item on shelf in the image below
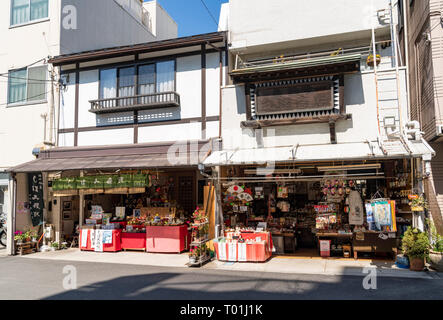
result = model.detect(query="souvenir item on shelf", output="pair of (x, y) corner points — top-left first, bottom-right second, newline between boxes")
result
(277, 187), (288, 198)
(348, 190), (364, 225)
(237, 192), (253, 202)
(227, 185), (244, 194)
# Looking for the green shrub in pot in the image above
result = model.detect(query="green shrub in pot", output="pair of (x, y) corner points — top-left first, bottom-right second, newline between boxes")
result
(401, 227), (430, 271)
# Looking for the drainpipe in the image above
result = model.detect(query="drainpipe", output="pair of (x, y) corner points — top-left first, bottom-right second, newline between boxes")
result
(402, 0), (411, 121)
(7, 174), (16, 256)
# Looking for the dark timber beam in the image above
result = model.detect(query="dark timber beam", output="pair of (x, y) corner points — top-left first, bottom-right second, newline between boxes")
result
(240, 114), (352, 129)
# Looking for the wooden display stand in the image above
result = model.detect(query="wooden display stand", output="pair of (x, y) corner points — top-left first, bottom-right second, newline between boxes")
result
(352, 232), (398, 259)
(15, 242), (37, 256)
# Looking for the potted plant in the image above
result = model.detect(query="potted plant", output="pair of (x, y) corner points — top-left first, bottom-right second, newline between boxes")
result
(51, 242), (59, 251)
(14, 231), (24, 244)
(427, 219), (443, 272)
(409, 195), (428, 212)
(401, 227), (430, 271)
(31, 231), (39, 243)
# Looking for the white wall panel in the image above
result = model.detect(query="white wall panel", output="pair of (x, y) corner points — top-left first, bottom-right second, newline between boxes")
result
(176, 55), (202, 119)
(138, 122), (202, 144)
(78, 128), (133, 147)
(206, 52), (221, 117)
(59, 73), (76, 130)
(78, 70), (99, 128)
(58, 133), (75, 147)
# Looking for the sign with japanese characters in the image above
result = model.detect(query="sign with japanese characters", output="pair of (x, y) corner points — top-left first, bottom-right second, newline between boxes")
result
(28, 172), (44, 227)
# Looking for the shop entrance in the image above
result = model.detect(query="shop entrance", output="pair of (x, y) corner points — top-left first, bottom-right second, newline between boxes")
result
(216, 159), (415, 261)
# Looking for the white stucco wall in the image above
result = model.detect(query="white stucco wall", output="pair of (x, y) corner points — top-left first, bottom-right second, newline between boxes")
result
(176, 55), (202, 119)
(228, 0), (393, 52)
(221, 68), (410, 150)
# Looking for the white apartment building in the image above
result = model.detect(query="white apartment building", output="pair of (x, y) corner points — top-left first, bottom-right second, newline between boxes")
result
(0, 0), (177, 224)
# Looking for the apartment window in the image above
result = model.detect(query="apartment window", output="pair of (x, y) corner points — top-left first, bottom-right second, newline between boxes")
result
(11, 0), (49, 26)
(8, 66), (47, 105)
(99, 60), (176, 99)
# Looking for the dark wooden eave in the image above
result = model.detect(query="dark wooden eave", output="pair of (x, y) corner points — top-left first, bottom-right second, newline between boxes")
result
(49, 31), (227, 66)
(241, 114), (352, 129)
(231, 61), (360, 84)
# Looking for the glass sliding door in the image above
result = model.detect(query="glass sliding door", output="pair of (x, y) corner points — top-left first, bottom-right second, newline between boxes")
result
(118, 67), (135, 107)
(156, 61), (175, 103)
(99, 68), (117, 108)
(138, 64), (155, 105)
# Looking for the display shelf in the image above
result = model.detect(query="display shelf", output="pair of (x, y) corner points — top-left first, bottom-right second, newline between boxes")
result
(190, 238), (210, 246)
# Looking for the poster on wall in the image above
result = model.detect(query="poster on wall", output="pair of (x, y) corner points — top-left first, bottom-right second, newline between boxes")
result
(28, 172), (44, 227)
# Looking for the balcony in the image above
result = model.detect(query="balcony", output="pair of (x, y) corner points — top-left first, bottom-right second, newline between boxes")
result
(89, 92), (180, 114)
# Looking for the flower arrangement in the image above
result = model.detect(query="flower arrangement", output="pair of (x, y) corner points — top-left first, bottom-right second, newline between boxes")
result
(14, 230), (32, 242)
(409, 195), (428, 212)
(192, 207), (208, 224)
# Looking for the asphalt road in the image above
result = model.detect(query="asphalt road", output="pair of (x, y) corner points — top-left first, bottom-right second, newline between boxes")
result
(0, 254), (442, 300)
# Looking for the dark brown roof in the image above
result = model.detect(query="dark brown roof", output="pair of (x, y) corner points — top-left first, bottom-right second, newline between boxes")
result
(9, 140), (219, 173)
(49, 31), (227, 66)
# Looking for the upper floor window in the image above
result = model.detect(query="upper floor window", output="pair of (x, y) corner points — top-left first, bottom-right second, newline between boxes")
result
(8, 65), (47, 105)
(11, 0), (49, 26)
(92, 60), (178, 114)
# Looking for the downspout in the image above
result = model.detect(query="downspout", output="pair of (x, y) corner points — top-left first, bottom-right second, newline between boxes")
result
(7, 174), (16, 256)
(402, 0), (411, 121)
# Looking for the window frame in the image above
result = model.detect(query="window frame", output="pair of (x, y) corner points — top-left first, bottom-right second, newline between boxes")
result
(10, 0), (49, 28)
(7, 65), (48, 107)
(98, 58), (177, 100)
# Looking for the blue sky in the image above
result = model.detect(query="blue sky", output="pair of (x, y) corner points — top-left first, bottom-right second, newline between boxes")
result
(146, 0), (229, 37)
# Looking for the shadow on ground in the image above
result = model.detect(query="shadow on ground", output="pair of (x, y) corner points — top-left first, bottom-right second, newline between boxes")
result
(41, 267), (442, 300)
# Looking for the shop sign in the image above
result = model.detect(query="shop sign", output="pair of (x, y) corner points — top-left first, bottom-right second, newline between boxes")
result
(28, 173), (44, 227)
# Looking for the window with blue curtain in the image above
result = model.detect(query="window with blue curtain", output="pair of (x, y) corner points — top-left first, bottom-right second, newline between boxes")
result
(11, 0), (48, 26)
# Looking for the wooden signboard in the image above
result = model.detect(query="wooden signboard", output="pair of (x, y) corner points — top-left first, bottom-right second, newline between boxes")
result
(255, 80), (334, 115)
(28, 173), (44, 227)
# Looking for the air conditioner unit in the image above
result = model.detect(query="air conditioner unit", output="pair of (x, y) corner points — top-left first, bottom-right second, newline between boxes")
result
(437, 125), (443, 137)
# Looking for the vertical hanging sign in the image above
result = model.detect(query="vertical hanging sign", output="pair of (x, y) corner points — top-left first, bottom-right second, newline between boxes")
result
(28, 172), (44, 227)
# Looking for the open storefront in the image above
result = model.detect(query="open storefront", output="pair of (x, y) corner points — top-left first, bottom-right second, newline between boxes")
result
(8, 141), (218, 263)
(205, 140), (435, 262)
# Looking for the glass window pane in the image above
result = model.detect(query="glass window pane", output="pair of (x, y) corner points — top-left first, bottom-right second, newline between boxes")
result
(30, 0), (48, 21)
(118, 67), (135, 97)
(100, 69), (117, 99)
(11, 0), (30, 26)
(138, 64), (155, 95)
(156, 61), (175, 93)
(8, 69), (27, 104)
(27, 66), (47, 101)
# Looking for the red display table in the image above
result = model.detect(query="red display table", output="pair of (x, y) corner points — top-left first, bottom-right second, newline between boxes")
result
(80, 229), (121, 252)
(146, 225), (188, 253)
(121, 232), (146, 251)
(215, 231), (273, 262)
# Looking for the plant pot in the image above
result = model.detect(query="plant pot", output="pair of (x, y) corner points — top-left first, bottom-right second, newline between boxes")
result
(429, 250), (443, 272)
(189, 256), (196, 263)
(409, 257), (425, 271)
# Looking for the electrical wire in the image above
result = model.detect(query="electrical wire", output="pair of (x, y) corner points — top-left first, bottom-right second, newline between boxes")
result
(0, 74), (52, 83)
(0, 89), (51, 107)
(199, 0), (219, 29)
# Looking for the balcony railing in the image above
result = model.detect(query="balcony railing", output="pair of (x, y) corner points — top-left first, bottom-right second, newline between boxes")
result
(89, 92), (180, 114)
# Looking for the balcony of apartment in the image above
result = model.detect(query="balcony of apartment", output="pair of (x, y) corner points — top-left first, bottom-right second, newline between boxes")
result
(89, 91), (180, 114)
